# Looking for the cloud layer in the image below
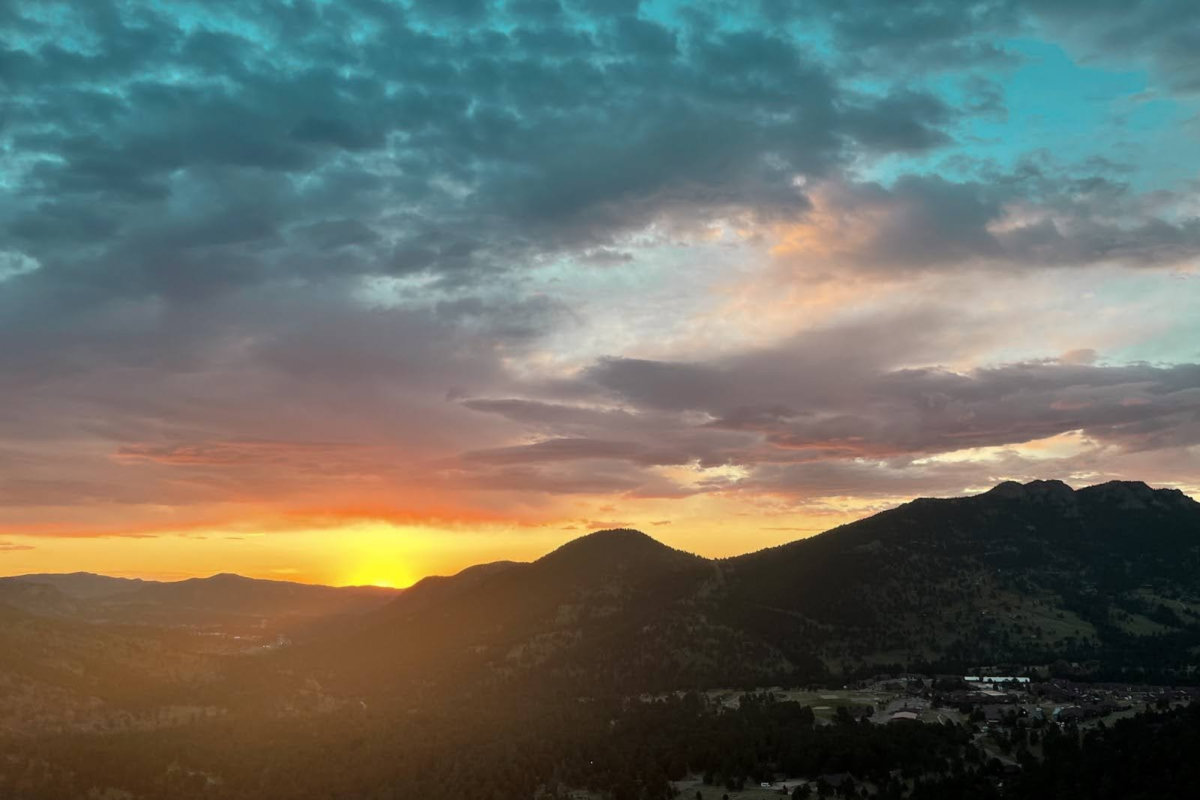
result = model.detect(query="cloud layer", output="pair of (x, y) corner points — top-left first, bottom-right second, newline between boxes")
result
(0, 0), (1198, 557)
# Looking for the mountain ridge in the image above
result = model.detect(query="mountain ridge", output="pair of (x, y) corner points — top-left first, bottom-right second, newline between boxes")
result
(297, 478), (1200, 696)
(6, 479), (1200, 693)
(6, 480), (1195, 594)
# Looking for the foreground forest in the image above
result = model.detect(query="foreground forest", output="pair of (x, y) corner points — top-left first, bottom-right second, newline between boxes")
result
(4, 688), (1199, 799)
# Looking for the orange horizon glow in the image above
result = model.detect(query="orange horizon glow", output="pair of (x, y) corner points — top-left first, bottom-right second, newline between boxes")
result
(5, 426), (1198, 588)
(6, 473), (1199, 586)
(0, 497), (878, 587)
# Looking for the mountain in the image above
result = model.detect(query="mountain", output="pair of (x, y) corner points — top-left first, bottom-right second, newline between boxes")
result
(108, 573), (399, 619)
(0, 574), (403, 734)
(0, 599), (222, 736)
(375, 560), (521, 618)
(0, 571), (401, 631)
(301, 481), (1200, 697)
(0, 580), (88, 618)
(0, 572), (151, 599)
(309, 528), (716, 694)
(717, 479), (1200, 677)
(6, 480), (1199, 703)
(4, 480), (1198, 797)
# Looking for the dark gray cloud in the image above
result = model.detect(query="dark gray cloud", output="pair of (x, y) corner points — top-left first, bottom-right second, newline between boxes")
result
(0, 0), (983, 311)
(790, 0), (1023, 73)
(2, 0), (1193, 313)
(775, 0), (1200, 95)
(1030, 0), (1200, 94)
(455, 311), (1200, 499)
(587, 354), (1200, 457)
(789, 168), (1200, 273)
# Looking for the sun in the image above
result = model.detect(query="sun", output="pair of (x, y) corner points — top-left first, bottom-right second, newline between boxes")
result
(343, 565), (415, 589)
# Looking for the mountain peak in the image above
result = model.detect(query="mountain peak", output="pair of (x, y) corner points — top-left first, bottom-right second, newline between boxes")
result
(985, 478), (1076, 502)
(985, 479), (1026, 497)
(1077, 480), (1195, 510)
(537, 529), (698, 574)
(199, 572), (253, 583)
(1087, 479), (1153, 495)
(549, 527), (663, 553)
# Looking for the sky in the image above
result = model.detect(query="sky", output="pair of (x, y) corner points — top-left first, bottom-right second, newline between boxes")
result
(1, 0), (1199, 587)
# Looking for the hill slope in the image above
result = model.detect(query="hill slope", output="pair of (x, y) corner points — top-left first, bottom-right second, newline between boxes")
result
(0, 572), (400, 628)
(307, 481), (1200, 696)
(0, 572), (151, 599)
(310, 528), (721, 694)
(718, 479), (1200, 676)
(7, 481), (1198, 703)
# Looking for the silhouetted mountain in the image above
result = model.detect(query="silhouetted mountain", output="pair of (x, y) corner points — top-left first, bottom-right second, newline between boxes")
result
(0, 580), (85, 617)
(315, 528), (712, 693)
(101, 573), (400, 624)
(0, 572), (151, 599)
(4, 480), (1200, 798)
(0, 571), (401, 630)
(7, 481), (1199, 704)
(378, 560), (520, 618)
(718, 479), (1200, 677)
(537, 527), (696, 574)
(308, 481), (1200, 695)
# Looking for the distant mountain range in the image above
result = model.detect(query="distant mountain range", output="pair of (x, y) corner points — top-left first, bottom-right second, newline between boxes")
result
(1, 571), (153, 599)
(0, 571), (405, 734)
(0, 570), (401, 625)
(4, 479), (1200, 700)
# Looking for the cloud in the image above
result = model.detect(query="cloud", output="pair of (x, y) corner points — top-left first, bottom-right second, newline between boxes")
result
(1030, 0), (1200, 94)
(788, 0), (1023, 73)
(587, 354), (1200, 458)
(0, 0), (1197, 538)
(780, 0), (1200, 96)
(773, 172), (1200, 274)
(0, 0), (996, 314)
(0, 541), (35, 552)
(454, 310), (1200, 503)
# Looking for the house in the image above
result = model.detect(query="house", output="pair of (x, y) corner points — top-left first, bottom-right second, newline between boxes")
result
(1098, 700), (1127, 715)
(983, 706), (1008, 723)
(1055, 706), (1085, 723)
(821, 773), (852, 788)
(1038, 684), (1077, 703)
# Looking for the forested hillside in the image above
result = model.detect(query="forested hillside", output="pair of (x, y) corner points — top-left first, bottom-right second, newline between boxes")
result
(299, 480), (1200, 698)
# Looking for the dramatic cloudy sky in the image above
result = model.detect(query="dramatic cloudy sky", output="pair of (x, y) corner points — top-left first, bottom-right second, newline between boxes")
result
(2, 0), (1199, 584)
